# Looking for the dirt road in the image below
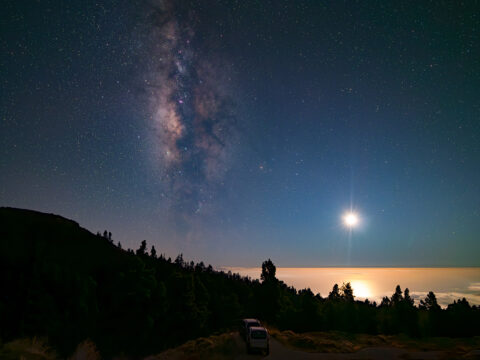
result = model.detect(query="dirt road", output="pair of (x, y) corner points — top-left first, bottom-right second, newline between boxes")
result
(233, 332), (480, 360)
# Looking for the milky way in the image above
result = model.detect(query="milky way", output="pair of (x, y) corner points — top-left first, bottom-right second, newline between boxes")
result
(3, 0), (479, 266)
(144, 1), (238, 215)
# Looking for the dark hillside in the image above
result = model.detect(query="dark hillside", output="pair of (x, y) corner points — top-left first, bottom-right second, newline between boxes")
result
(0, 207), (260, 357)
(0, 208), (133, 354)
(0, 207), (121, 269)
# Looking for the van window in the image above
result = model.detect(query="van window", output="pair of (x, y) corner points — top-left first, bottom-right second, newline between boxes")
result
(247, 321), (260, 328)
(251, 330), (267, 339)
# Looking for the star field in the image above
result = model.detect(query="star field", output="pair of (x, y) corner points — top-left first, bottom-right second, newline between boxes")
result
(1, 0), (479, 266)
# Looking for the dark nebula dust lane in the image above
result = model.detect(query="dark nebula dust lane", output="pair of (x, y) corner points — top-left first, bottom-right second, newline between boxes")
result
(142, 1), (239, 215)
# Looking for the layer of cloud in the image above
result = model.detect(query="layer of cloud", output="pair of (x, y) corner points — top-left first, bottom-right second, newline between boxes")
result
(410, 291), (480, 308)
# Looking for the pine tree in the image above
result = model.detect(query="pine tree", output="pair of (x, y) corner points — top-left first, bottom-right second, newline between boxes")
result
(391, 285), (403, 306)
(380, 296), (391, 307)
(150, 245), (157, 258)
(328, 284), (341, 301)
(419, 291), (440, 311)
(341, 282), (354, 302)
(136, 240), (147, 256)
(175, 254), (184, 267)
(260, 259), (276, 282)
(403, 288), (414, 306)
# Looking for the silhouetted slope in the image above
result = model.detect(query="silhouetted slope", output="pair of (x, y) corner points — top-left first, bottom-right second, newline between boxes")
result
(0, 208), (130, 355)
(1, 207), (120, 269)
(0, 207), (258, 357)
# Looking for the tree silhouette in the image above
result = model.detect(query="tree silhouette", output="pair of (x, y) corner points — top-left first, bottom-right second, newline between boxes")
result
(391, 285), (403, 306)
(195, 261), (206, 272)
(175, 254), (185, 267)
(328, 284), (341, 301)
(380, 296), (391, 307)
(403, 288), (414, 306)
(260, 258), (276, 282)
(446, 298), (474, 337)
(136, 240), (147, 256)
(260, 259), (280, 322)
(419, 291), (441, 311)
(341, 282), (354, 302)
(150, 245), (157, 259)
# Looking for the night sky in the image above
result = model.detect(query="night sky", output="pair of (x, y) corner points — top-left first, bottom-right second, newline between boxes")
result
(1, 1), (479, 267)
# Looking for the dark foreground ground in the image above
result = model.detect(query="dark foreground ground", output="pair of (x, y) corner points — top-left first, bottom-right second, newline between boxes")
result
(2, 331), (480, 360)
(151, 330), (480, 360)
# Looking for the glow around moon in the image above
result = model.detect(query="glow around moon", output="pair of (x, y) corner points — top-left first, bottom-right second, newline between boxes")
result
(351, 280), (372, 299)
(343, 212), (359, 228)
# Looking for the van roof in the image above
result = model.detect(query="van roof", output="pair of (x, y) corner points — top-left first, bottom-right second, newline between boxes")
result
(249, 326), (267, 332)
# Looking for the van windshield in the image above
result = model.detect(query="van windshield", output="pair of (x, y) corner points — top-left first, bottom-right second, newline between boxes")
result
(251, 330), (267, 339)
(247, 321), (260, 328)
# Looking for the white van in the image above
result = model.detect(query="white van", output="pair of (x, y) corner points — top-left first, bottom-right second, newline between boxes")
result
(240, 318), (261, 339)
(247, 326), (269, 355)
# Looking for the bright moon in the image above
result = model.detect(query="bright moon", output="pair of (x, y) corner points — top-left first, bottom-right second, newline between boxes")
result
(343, 212), (359, 227)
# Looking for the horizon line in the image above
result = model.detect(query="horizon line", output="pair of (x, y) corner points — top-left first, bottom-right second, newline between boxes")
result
(221, 265), (480, 269)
